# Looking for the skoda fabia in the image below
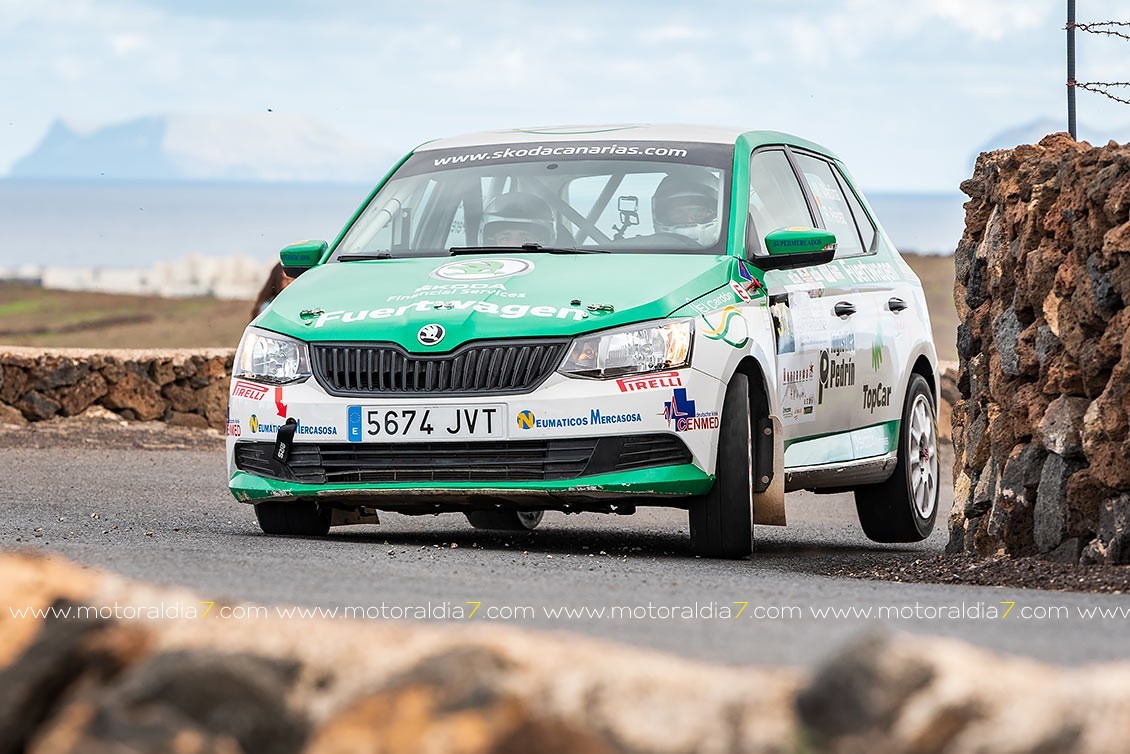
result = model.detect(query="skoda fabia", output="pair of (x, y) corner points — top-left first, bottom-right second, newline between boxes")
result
(228, 124), (939, 558)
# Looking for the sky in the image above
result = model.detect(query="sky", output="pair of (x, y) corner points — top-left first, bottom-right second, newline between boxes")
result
(1, 0), (1128, 192)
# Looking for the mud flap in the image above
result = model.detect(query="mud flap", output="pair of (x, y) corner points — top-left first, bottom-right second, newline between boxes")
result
(753, 416), (786, 526)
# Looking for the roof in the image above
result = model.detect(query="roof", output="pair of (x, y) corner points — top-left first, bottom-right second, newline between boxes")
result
(415, 124), (750, 151)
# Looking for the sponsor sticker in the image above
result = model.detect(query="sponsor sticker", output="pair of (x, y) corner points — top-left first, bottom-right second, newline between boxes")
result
(862, 383), (894, 414)
(690, 289), (737, 316)
(515, 409), (642, 430)
(231, 380), (268, 400)
(661, 388), (719, 432)
(616, 371), (683, 393)
(315, 300), (585, 327)
(432, 258), (533, 281)
(778, 354), (817, 425)
(387, 282), (525, 302)
(225, 421), (241, 437)
(818, 350), (856, 404)
(248, 414), (339, 436)
(701, 305), (749, 349)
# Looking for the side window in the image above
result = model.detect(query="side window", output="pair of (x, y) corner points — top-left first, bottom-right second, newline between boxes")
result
(747, 150), (813, 256)
(793, 153), (864, 257)
(834, 167), (876, 252)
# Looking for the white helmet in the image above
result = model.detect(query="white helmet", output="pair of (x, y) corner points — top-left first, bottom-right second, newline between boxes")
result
(652, 174), (721, 246)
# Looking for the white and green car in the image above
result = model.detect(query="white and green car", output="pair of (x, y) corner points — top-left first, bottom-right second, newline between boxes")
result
(228, 124), (939, 558)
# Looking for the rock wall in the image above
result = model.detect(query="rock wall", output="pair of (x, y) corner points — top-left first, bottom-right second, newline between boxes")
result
(0, 348), (234, 430)
(950, 134), (1130, 564)
(4, 552), (1130, 754)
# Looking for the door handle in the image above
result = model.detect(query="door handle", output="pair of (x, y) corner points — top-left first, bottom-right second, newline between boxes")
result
(887, 297), (908, 312)
(833, 301), (857, 318)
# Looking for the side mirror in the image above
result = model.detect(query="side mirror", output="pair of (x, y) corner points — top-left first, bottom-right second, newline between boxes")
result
(752, 227), (836, 271)
(280, 240), (328, 277)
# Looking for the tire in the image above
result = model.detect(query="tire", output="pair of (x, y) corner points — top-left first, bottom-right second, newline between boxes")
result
(254, 499), (331, 536)
(854, 374), (939, 543)
(689, 372), (754, 558)
(465, 510), (544, 531)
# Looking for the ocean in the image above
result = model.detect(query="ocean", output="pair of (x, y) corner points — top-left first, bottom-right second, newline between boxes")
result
(0, 180), (966, 270)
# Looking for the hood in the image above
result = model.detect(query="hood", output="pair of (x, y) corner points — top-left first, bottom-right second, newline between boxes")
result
(255, 253), (731, 351)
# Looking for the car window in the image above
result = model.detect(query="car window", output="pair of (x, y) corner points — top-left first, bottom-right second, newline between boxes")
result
(332, 141), (733, 258)
(793, 153), (864, 257)
(747, 150), (814, 256)
(833, 167), (877, 252)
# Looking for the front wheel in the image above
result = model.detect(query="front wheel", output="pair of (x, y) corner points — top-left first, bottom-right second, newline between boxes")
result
(465, 510), (544, 531)
(854, 374), (939, 543)
(689, 372), (754, 558)
(254, 499), (331, 536)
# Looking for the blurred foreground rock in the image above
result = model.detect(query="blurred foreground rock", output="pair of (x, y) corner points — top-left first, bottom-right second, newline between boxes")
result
(951, 134), (1130, 563)
(3, 552), (1130, 753)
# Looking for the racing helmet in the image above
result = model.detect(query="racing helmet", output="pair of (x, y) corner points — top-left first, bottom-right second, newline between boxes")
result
(652, 173), (721, 245)
(480, 192), (556, 246)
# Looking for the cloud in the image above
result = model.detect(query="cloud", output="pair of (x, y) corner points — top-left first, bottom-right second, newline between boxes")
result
(108, 32), (146, 56)
(0, 0), (1122, 191)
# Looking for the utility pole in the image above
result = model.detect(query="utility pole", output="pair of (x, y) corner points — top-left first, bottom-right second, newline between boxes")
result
(1068, 0), (1078, 139)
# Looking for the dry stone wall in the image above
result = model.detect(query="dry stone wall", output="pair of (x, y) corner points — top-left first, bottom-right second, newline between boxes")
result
(950, 134), (1130, 564)
(0, 348), (234, 430)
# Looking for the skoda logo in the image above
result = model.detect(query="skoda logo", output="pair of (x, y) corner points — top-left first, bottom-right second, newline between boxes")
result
(418, 323), (445, 346)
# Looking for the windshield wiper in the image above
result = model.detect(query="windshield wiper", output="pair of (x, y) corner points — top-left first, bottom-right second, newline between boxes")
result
(449, 244), (610, 255)
(337, 253), (393, 262)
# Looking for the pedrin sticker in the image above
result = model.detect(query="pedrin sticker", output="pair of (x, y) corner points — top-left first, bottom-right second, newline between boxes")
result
(616, 371), (683, 393)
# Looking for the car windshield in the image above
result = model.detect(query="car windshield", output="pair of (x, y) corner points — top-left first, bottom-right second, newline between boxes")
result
(332, 141), (733, 260)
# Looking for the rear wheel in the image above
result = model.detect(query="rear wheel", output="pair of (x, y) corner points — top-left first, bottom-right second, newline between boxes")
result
(689, 372), (754, 559)
(854, 374), (939, 543)
(465, 510), (544, 531)
(254, 499), (331, 536)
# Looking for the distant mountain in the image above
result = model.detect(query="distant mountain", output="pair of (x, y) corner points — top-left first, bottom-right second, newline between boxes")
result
(9, 114), (396, 182)
(971, 118), (1128, 167)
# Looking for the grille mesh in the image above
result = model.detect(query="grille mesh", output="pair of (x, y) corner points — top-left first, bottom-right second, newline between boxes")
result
(311, 340), (569, 397)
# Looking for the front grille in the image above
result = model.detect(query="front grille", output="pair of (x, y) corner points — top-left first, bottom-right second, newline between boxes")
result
(234, 434), (691, 484)
(310, 339), (570, 397)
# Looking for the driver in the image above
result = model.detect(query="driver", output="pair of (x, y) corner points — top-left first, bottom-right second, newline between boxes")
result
(651, 173), (721, 246)
(480, 192), (557, 246)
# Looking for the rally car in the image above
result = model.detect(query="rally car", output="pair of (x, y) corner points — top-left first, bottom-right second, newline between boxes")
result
(228, 124), (939, 558)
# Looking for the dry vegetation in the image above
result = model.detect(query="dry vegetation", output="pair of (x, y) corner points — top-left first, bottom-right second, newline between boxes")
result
(0, 253), (958, 360)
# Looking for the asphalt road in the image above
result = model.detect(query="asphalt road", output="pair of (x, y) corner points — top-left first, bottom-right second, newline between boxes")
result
(3, 434), (1129, 667)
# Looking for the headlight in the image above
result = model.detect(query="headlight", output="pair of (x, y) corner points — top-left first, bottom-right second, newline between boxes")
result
(558, 319), (693, 380)
(233, 328), (311, 385)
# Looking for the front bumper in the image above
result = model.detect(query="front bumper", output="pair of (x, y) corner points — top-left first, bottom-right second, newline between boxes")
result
(226, 367), (726, 508)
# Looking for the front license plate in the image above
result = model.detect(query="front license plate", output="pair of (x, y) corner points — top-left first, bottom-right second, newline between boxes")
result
(346, 404), (506, 442)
